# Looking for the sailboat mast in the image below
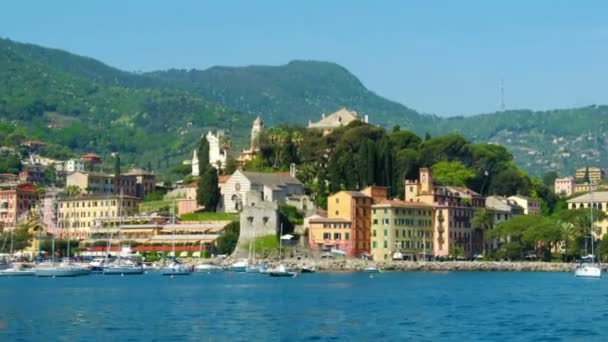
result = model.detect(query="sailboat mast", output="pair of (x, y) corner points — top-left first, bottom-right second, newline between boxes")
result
(279, 223), (283, 260)
(589, 181), (596, 263)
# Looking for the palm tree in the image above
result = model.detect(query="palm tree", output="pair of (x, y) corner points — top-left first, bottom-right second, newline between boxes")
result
(558, 220), (576, 261)
(471, 208), (495, 256)
(65, 185), (82, 196)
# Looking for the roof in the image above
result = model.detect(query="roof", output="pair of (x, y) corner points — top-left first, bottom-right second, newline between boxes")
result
(122, 168), (154, 176)
(218, 175), (230, 183)
(508, 194), (538, 202)
(336, 191), (368, 198)
(308, 108), (360, 129)
(240, 171), (302, 188)
(372, 199), (432, 208)
(81, 153), (101, 159)
(58, 194), (140, 201)
(67, 171), (114, 178)
(568, 191), (608, 203)
(309, 217), (351, 224)
(446, 186), (482, 197)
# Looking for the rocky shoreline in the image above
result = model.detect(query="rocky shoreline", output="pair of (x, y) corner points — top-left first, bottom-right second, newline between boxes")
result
(211, 257), (601, 273)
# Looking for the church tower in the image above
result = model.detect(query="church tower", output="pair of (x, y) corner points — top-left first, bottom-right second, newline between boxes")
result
(191, 149), (199, 176)
(250, 116), (264, 150)
(419, 167), (433, 194)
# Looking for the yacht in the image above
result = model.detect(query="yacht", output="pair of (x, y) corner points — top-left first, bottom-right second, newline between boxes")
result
(194, 264), (224, 273)
(103, 258), (144, 275)
(161, 259), (193, 276)
(268, 264), (297, 277)
(228, 259), (249, 272)
(575, 180), (601, 279)
(34, 261), (91, 277)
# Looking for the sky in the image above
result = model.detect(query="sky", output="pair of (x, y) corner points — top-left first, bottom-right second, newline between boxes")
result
(1, 0), (607, 116)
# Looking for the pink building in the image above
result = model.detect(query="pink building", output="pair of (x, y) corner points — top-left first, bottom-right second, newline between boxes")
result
(555, 177), (575, 197)
(40, 191), (60, 235)
(0, 183), (38, 230)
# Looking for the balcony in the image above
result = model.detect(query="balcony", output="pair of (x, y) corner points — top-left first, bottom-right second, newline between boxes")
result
(437, 226), (444, 233)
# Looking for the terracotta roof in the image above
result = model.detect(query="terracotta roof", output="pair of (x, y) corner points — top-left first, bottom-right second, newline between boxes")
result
(218, 175), (230, 183)
(309, 217), (351, 224)
(82, 153), (100, 158)
(372, 199), (432, 208)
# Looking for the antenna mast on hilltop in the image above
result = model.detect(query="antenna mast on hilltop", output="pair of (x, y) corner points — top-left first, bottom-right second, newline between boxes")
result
(499, 78), (506, 112)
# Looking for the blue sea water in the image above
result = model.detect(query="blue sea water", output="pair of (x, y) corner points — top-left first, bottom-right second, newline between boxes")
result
(1, 271), (607, 341)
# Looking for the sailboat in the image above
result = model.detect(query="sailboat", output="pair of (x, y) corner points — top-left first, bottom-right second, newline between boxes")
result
(246, 225), (267, 273)
(268, 223), (297, 277)
(575, 179), (601, 278)
(161, 201), (192, 276)
(0, 225), (35, 276)
(103, 194), (144, 275)
(34, 199), (90, 277)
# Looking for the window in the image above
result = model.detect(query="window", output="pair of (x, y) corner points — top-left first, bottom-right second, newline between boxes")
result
(383, 229), (387, 236)
(373, 219), (378, 225)
(334, 233), (341, 240)
(335, 211), (339, 215)
(372, 241), (377, 248)
(345, 233), (350, 240)
(383, 240), (388, 248)
(372, 230), (377, 237)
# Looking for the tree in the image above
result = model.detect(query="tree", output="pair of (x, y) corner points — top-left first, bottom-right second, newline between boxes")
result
(543, 171), (558, 188)
(216, 221), (240, 255)
(224, 155), (238, 175)
(197, 136), (210, 176)
(431, 161), (475, 187)
(114, 154), (121, 177)
(471, 208), (494, 255)
(65, 185), (82, 196)
(197, 167), (220, 211)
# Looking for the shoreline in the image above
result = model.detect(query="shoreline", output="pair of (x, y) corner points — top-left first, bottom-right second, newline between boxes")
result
(213, 258), (598, 273)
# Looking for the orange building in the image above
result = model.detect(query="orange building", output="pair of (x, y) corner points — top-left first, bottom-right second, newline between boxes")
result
(308, 186), (385, 257)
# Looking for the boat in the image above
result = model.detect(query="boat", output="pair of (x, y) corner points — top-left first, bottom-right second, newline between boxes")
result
(575, 177), (601, 278)
(364, 266), (381, 273)
(103, 258), (144, 275)
(89, 257), (110, 273)
(300, 266), (316, 273)
(161, 259), (193, 276)
(194, 264), (224, 273)
(268, 264), (297, 277)
(0, 264), (35, 276)
(268, 223), (297, 278)
(160, 201), (192, 276)
(34, 261), (91, 277)
(228, 259), (249, 272)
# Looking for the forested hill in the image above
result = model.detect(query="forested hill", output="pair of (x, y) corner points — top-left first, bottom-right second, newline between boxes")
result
(1, 37), (607, 177)
(428, 106), (608, 176)
(144, 61), (430, 128)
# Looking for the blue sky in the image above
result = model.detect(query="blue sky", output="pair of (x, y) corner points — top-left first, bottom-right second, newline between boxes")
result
(1, 0), (607, 116)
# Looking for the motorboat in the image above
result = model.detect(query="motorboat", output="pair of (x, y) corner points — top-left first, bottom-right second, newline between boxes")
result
(103, 259), (144, 275)
(194, 264), (223, 273)
(363, 266), (381, 273)
(228, 259), (249, 272)
(300, 266), (316, 273)
(268, 264), (297, 277)
(89, 257), (111, 273)
(161, 259), (193, 276)
(34, 262), (91, 277)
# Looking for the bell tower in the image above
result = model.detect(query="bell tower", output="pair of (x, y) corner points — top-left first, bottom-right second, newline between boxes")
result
(420, 167), (433, 194)
(251, 116), (264, 150)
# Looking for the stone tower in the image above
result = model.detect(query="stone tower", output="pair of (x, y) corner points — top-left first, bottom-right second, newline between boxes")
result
(251, 116), (264, 150)
(420, 167), (433, 194)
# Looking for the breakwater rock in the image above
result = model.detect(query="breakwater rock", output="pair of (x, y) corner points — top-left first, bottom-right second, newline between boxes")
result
(218, 257), (585, 272)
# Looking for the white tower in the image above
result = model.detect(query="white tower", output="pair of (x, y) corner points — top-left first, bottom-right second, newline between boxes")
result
(191, 149), (199, 177)
(251, 116), (264, 150)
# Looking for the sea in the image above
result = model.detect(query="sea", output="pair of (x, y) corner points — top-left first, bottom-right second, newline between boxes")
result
(0, 271), (607, 341)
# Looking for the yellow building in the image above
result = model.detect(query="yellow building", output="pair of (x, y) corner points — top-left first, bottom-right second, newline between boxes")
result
(567, 191), (608, 238)
(57, 195), (140, 239)
(576, 167), (605, 184)
(371, 199), (434, 261)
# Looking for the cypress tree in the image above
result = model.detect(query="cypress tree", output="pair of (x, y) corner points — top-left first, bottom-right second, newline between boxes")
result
(197, 167), (220, 211)
(197, 137), (210, 176)
(114, 154), (121, 177)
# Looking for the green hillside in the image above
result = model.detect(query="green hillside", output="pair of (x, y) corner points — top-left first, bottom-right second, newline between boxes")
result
(144, 60), (431, 129)
(1, 37), (607, 178)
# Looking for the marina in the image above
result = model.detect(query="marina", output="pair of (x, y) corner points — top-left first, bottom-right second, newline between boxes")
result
(1, 272), (607, 340)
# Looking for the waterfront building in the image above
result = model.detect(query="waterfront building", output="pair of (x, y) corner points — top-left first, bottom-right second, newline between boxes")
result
(56, 195), (140, 239)
(484, 196), (525, 251)
(40, 190), (61, 235)
(222, 170), (304, 213)
(66, 171), (142, 199)
(0, 183), (38, 230)
(122, 168), (156, 199)
(575, 167), (605, 184)
(507, 195), (541, 215)
(308, 188), (377, 257)
(370, 199), (434, 261)
(234, 191), (280, 257)
(554, 177), (575, 197)
(307, 108), (368, 135)
(405, 168), (485, 258)
(567, 191), (608, 237)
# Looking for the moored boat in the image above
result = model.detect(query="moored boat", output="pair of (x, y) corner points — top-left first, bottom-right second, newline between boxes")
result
(103, 259), (144, 275)
(0, 264), (35, 276)
(268, 264), (297, 277)
(34, 262), (91, 277)
(300, 266), (316, 273)
(228, 259), (249, 272)
(194, 264), (223, 273)
(161, 260), (193, 276)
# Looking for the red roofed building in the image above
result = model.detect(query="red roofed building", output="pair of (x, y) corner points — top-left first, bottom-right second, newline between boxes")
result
(81, 153), (102, 165)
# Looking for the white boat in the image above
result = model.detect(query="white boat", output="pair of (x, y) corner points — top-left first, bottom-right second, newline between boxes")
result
(246, 262), (268, 273)
(229, 259), (249, 272)
(575, 179), (602, 279)
(103, 259), (144, 275)
(0, 264), (35, 276)
(34, 262), (91, 277)
(161, 260), (193, 276)
(268, 264), (297, 277)
(194, 264), (223, 273)
(364, 266), (381, 273)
